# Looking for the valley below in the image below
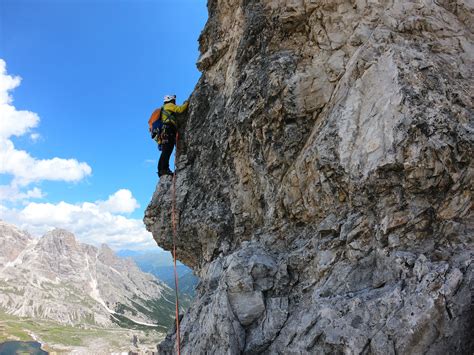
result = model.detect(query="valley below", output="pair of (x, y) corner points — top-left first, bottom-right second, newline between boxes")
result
(0, 310), (164, 354)
(0, 221), (194, 354)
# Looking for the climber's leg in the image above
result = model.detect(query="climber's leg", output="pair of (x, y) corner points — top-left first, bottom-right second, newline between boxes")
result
(158, 128), (176, 176)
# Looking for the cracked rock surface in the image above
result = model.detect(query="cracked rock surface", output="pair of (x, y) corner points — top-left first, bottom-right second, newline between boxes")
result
(144, 0), (473, 353)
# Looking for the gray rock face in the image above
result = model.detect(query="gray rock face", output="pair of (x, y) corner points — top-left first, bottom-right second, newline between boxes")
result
(0, 221), (32, 265)
(144, 0), (473, 353)
(0, 222), (176, 330)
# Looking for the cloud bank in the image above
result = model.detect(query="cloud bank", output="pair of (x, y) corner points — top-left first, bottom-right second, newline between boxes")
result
(2, 189), (153, 250)
(0, 59), (153, 250)
(0, 59), (92, 188)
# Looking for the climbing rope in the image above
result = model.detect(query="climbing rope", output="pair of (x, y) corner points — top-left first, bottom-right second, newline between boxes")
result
(171, 132), (181, 355)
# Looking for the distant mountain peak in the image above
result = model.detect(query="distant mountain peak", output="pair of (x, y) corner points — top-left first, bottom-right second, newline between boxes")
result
(0, 221), (34, 265)
(0, 220), (32, 239)
(37, 229), (79, 256)
(0, 222), (177, 331)
(42, 228), (77, 242)
(99, 243), (115, 254)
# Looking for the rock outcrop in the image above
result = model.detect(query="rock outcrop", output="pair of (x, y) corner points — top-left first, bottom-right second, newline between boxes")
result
(144, 0), (473, 353)
(0, 221), (176, 331)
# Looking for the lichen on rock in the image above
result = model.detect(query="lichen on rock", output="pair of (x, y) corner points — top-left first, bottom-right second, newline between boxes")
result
(144, 0), (473, 353)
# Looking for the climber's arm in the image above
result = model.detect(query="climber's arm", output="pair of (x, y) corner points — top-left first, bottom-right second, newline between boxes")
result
(167, 101), (189, 114)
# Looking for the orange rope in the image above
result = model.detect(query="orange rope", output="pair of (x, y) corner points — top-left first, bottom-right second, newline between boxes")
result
(171, 132), (181, 355)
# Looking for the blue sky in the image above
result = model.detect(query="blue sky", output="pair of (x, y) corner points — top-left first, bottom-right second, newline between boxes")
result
(0, 0), (207, 249)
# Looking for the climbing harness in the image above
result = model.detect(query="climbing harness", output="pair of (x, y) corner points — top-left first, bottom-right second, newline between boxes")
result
(162, 108), (177, 127)
(171, 132), (181, 355)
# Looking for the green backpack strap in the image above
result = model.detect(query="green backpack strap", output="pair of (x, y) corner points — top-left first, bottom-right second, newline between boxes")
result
(161, 108), (177, 127)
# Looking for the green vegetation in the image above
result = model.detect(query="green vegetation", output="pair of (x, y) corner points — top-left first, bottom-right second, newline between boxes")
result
(110, 313), (168, 333)
(129, 298), (173, 329)
(0, 314), (31, 341)
(0, 280), (25, 297)
(0, 311), (165, 353)
(115, 302), (138, 316)
(117, 250), (199, 299)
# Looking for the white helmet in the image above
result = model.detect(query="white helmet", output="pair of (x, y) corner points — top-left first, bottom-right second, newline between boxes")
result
(164, 94), (176, 103)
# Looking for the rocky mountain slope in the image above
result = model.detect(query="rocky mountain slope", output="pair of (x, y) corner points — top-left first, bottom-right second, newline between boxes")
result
(145, 0), (473, 353)
(117, 249), (199, 297)
(0, 221), (176, 331)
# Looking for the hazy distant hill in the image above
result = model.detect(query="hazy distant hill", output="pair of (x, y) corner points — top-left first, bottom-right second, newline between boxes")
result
(0, 221), (178, 332)
(117, 249), (199, 297)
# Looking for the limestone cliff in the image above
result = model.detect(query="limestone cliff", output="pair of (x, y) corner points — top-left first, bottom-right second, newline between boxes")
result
(144, 0), (473, 353)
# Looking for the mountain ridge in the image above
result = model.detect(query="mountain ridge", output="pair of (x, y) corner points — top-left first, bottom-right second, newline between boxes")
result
(117, 249), (199, 297)
(0, 221), (177, 331)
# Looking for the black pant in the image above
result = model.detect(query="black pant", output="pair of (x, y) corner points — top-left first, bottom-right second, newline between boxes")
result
(158, 126), (176, 175)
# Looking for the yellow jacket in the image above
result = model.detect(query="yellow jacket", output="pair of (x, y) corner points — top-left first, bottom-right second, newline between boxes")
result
(163, 101), (189, 114)
(162, 101), (189, 126)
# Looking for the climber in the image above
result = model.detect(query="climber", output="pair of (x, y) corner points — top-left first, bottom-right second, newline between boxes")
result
(153, 94), (189, 177)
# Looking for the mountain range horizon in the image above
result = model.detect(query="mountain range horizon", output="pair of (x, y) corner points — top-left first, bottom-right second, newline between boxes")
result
(0, 220), (196, 353)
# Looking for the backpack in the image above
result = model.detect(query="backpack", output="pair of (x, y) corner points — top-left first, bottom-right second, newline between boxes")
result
(148, 108), (163, 142)
(148, 107), (176, 146)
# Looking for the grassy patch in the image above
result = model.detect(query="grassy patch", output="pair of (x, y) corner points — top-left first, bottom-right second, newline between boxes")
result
(115, 302), (138, 316)
(0, 311), (165, 352)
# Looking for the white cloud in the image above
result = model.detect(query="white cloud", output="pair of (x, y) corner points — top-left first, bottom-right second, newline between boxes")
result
(0, 59), (39, 139)
(0, 189), (154, 250)
(0, 185), (44, 202)
(98, 189), (140, 214)
(0, 60), (21, 104)
(0, 102), (39, 139)
(30, 133), (40, 142)
(0, 60), (153, 250)
(0, 58), (92, 187)
(0, 140), (92, 185)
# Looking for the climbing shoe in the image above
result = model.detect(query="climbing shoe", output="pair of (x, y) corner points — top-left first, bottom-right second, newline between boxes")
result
(158, 170), (174, 177)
